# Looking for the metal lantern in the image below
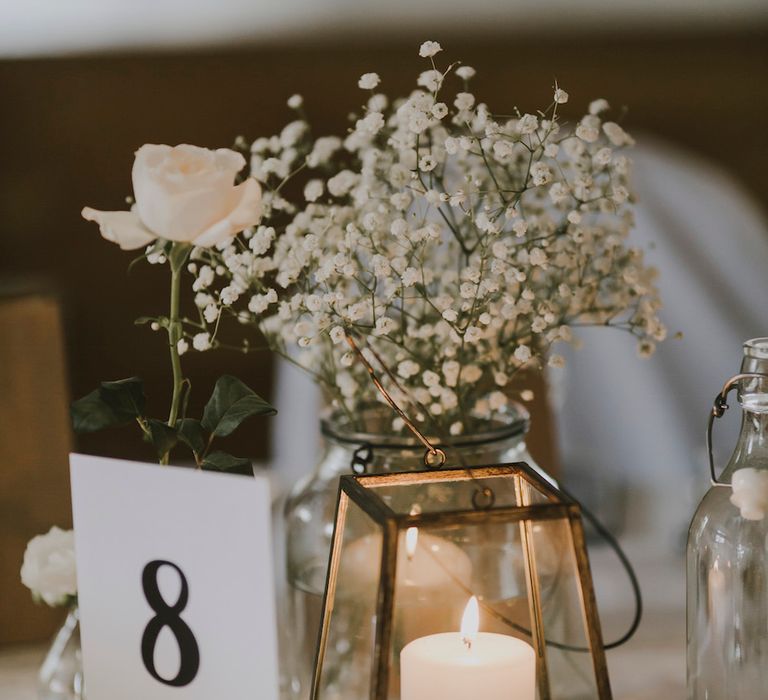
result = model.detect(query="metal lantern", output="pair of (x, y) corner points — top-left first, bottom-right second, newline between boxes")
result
(311, 462), (612, 700)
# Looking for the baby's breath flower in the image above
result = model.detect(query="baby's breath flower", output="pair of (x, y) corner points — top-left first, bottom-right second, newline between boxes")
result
(589, 98), (610, 115)
(193, 46), (662, 433)
(455, 65), (476, 80)
(419, 154), (437, 172)
(489, 391), (508, 411)
(517, 114), (539, 135)
(576, 123), (600, 143)
(418, 70), (443, 92)
(356, 112), (385, 136)
(514, 345), (532, 363)
(374, 316), (398, 336)
(512, 220), (528, 238)
(177, 338), (189, 356)
(398, 360), (420, 379)
(358, 73), (380, 90)
(454, 92), (475, 111)
(549, 182), (569, 204)
(329, 326), (346, 344)
(204, 304), (218, 324)
(638, 340), (656, 358)
(192, 332), (211, 352)
(603, 122), (635, 147)
(431, 102), (448, 120)
(530, 162), (552, 186)
(548, 354), (565, 369)
(419, 40), (442, 58)
(442, 309), (458, 323)
(401, 267), (420, 287)
(287, 94), (303, 109)
(304, 179), (324, 202)
(465, 326), (482, 343)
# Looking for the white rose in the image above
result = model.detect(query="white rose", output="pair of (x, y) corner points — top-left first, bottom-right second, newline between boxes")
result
(20, 526), (77, 606)
(82, 144), (262, 250)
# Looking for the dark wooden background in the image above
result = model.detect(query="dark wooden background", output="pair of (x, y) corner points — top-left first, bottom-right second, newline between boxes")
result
(0, 27), (766, 642)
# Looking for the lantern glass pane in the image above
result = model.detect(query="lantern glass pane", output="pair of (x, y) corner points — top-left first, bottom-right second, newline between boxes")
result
(531, 517), (600, 699)
(390, 518), (538, 700)
(519, 472), (558, 505)
(315, 497), (382, 699)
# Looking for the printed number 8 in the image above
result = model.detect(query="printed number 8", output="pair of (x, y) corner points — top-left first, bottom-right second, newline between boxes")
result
(141, 560), (200, 686)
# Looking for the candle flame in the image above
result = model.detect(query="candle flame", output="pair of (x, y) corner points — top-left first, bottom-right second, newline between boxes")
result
(405, 526), (418, 560)
(461, 596), (479, 649)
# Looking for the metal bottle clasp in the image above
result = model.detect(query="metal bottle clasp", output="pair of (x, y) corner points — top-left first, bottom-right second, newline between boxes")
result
(706, 373), (768, 486)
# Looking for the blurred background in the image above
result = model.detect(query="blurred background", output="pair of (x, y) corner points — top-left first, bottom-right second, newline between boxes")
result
(1, 1), (767, 695)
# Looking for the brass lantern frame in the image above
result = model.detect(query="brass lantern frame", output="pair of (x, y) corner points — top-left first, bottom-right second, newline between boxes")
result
(311, 462), (612, 700)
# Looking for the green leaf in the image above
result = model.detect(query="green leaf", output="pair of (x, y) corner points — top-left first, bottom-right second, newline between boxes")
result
(99, 377), (146, 422)
(201, 451), (253, 476)
(176, 418), (206, 454)
(71, 377), (147, 434)
(71, 389), (121, 433)
(201, 375), (276, 438)
(147, 419), (178, 459)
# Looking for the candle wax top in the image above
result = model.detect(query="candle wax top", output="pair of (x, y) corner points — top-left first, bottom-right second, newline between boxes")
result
(401, 632), (535, 668)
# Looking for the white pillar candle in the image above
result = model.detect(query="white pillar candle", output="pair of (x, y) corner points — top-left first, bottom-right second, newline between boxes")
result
(400, 597), (536, 700)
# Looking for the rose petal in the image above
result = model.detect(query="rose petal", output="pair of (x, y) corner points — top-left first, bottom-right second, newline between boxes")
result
(133, 145), (247, 241)
(192, 178), (263, 248)
(81, 207), (156, 250)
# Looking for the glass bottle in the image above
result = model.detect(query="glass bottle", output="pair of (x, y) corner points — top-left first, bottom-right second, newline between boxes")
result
(38, 605), (85, 700)
(687, 338), (768, 699)
(282, 403), (543, 700)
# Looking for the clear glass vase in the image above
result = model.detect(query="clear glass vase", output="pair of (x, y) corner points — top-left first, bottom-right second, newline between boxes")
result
(687, 338), (768, 698)
(282, 402), (543, 700)
(38, 605), (85, 700)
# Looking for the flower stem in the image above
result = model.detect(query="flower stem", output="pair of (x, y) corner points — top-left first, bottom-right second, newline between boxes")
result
(162, 244), (191, 464)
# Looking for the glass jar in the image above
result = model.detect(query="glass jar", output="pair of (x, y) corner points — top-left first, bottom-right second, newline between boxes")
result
(38, 605), (85, 700)
(282, 403), (542, 700)
(687, 338), (768, 699)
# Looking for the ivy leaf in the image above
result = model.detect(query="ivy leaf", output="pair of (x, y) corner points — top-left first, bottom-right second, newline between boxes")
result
(99, 378), (146, 422)
(146, 419), (178, 459)
(71, 390), (121, 433)
(71, 377), (146, 433)
(201, 451), (253, 476)
(176, 419), (206, 454)
(201, 375), (276, 438)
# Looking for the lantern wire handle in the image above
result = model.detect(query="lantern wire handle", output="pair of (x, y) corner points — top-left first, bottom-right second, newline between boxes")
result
(345, 332), (446, 468)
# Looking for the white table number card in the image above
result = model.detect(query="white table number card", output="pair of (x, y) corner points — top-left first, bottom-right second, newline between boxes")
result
(70, 453), (279, 700)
